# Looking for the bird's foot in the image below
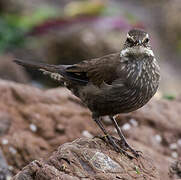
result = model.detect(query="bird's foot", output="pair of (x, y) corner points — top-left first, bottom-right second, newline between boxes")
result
(94, 135), (134, 159)
(111, 136), (142, 158)
(126, 145), (142, 158)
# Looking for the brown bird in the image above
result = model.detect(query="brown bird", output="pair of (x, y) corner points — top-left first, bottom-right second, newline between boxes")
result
(14, 29), (160, 158)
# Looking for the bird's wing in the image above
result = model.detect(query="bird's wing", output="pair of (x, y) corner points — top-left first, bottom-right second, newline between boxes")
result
(65, 53), (121, 86)
(14, 53), (121, 86)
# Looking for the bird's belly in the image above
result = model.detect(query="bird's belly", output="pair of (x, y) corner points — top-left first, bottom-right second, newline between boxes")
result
(95, 92), (153, 116)
(80, 83), (157, 116)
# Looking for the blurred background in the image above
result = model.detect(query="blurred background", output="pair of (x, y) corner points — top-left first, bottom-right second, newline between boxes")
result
(0, 0), (181, 97)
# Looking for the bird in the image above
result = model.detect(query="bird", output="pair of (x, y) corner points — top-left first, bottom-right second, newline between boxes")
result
(14, 29), (160, 158)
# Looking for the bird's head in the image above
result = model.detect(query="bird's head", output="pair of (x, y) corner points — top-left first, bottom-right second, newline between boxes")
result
(120, 29), (153, 58)
(125, 29), (150, 48)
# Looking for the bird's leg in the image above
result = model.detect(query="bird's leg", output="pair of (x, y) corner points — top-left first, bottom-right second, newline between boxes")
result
(109, 116), (140, 157)
(93, 117), (118, 151)
(93, 116), (133, 159)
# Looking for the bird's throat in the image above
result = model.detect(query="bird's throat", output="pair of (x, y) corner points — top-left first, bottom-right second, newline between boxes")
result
(120, 46), (154, 58)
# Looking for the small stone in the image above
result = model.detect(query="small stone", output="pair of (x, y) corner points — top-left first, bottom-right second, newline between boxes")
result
(154, 134), (162, 143)
(29, 124), (37, 132)
(82, 130), (93, 138)
(129, 118), (138, 127)
(169, 143), (177, 150)
(1, 139), (8, 145)
(9, 147), (17, 155)
(171, 152), (178, 159)
(102, 116), (112, 124)
(122, 123), (131, 131)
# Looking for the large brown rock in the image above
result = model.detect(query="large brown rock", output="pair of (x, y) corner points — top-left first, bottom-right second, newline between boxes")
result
(12, 137), (160, 180)
(0, 80), (180, 179)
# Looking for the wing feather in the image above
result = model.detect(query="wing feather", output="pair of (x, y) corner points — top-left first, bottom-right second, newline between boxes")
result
(66, 53), (121, 86)
(14, 53), (121, 86)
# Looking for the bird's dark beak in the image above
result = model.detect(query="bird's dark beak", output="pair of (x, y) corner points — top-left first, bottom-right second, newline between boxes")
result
(135, 40), (142, 46)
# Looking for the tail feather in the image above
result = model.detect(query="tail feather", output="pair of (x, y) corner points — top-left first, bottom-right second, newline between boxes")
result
(14, 59), (88, 84)
(14, 59), (59, 73)
(14, 59), (67, 82)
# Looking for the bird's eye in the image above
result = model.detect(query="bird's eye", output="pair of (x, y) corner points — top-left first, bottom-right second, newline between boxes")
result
(126, 37), (134, 43)
(144, 38), (149, 43)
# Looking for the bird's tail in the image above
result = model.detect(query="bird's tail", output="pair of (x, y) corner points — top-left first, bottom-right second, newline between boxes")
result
(14, 59), (60, 73)
(14, 59), (68, 82)
(14, 59), (88, 84)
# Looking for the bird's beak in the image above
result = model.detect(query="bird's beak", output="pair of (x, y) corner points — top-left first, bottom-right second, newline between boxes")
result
(138, 40), (142, 44)
(135, 40), (142, 46)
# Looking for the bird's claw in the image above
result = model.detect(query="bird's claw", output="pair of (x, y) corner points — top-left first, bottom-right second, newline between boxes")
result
(107, 135), (141, 158)
(114, 137), (142, 158)
(129, 149), (142, 158)
(95, 135), (134, 159)
(94, 135), (140, 159)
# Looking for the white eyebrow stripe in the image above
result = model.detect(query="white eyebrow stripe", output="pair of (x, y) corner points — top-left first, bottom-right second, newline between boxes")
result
(142, 33), (149, 42)
(144, 33), (149, 40)
(146, 34), (149, 38)
(127, 33), (150, 42)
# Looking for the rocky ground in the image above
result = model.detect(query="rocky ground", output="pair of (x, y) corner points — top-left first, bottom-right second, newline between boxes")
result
(0, 80), (180, 179)
(12, 137), (160, 180)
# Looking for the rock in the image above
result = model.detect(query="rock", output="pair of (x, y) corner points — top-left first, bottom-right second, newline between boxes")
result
(0, 148), (12, 180)
(0, 80), (96, 174)
(12, 137), (160, 180)
(1, 131), (50, 173)
(0, 112), (11, 136)
(0, 80), (180, 179)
